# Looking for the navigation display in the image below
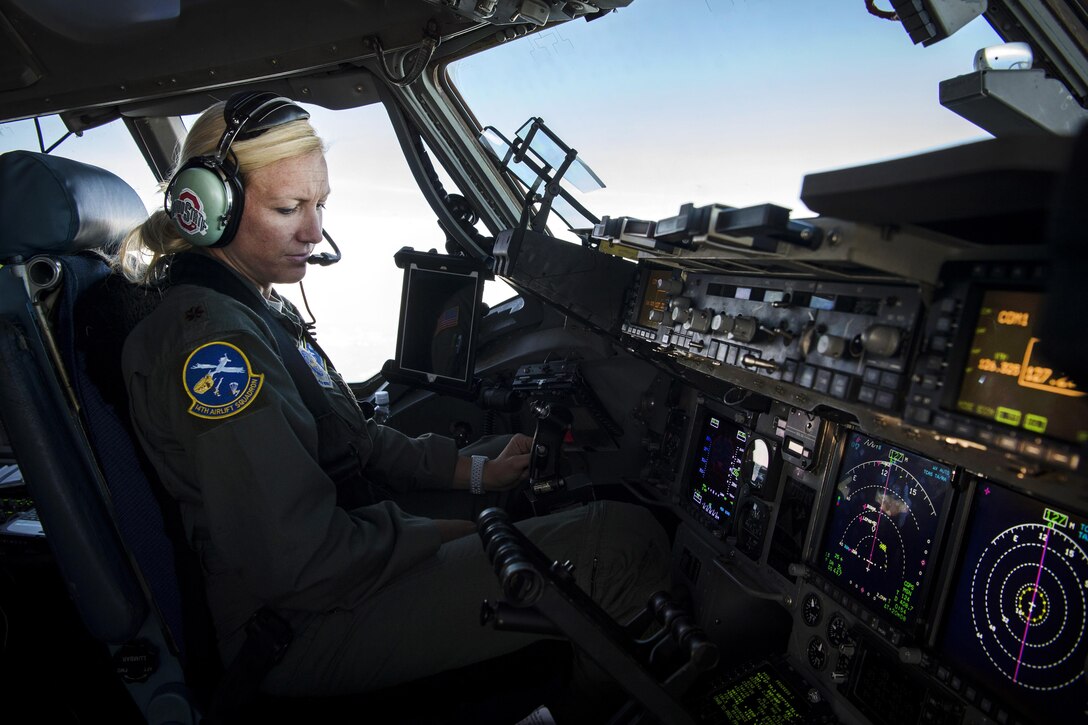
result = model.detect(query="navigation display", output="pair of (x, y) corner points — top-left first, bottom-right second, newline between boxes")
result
(939, 483), (1088, 723)
(956, 289), (1088, 444)
(687, 414), (750, 531)
(819, 433), (954, 629)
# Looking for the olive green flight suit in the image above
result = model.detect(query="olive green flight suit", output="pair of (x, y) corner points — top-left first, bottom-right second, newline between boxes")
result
(122, 257), (671, 695)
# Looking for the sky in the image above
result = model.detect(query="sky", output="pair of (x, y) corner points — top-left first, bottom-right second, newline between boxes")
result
(0, 0), (1002, 382)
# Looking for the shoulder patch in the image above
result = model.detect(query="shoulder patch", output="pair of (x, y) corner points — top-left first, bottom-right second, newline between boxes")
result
(183, 342), (264, 419)
(298, 340), (335, 389)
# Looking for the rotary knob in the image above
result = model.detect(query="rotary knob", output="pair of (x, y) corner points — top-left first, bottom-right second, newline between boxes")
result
(731, 315), (759, 343)
(861, 325), (902, 357)
(669, 297), (692, 324)
(711, 312), (734, 334)
(656, 277), (684, 295)
(816, 334), (848, 358)
(647, 309), (665, 323)
(669, 296), (692, 312)
(684, 309), (713, 333)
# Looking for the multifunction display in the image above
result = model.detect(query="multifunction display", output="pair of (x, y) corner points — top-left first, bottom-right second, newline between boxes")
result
(957, 289), (1088, 444)
(687, 414), (750, 532)
(819, 433), (954, 629)
(940, 483), (1088, 722)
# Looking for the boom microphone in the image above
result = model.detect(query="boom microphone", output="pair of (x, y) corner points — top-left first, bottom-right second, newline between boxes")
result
(307, 229), (342, 266)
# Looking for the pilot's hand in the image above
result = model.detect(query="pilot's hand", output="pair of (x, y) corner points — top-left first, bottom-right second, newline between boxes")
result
(485, 433), (533, 491)
(434, 519), (476, 543)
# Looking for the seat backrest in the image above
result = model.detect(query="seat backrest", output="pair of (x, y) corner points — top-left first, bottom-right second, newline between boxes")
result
(0, 150), (209, 722)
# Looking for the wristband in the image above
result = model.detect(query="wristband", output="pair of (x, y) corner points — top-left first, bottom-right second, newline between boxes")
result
(470, 455), (487, 495)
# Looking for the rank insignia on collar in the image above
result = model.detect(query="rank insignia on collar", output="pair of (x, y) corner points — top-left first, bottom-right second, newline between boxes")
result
(298, 340), (335, 389)
(183, 342), (264, 419)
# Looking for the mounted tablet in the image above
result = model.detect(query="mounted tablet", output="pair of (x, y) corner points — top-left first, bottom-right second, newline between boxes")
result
(382, 248), (487, 398)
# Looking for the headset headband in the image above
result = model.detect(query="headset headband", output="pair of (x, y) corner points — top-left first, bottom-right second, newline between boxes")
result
(164, 91), (311, 248)
(215, 92), (311, 163)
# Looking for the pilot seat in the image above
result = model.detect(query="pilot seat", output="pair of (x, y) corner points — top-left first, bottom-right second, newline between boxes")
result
(0, 150), (577, 724)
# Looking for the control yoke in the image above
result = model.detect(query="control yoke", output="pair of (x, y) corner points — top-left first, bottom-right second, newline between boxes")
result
(476, 507), (718, 725)
(527, 399), (572, 493)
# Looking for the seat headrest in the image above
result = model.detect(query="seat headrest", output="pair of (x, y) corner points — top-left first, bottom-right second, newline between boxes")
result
(0, 150), (148, 262)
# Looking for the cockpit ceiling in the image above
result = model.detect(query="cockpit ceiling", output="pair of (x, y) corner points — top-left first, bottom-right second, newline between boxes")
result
(1, 0), (1085, 127)
(0, 0), (520, 124)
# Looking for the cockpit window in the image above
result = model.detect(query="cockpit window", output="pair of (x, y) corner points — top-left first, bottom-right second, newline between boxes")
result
(0, 115), (158, 212)
(448, 2), (1002, 225)
(0, 106), (506, 384)
(269, 103), (504, 383)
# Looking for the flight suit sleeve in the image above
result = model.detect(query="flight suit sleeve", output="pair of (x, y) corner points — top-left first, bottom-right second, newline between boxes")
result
(362, 421), (459, 492)
(125, 300), (442, 613)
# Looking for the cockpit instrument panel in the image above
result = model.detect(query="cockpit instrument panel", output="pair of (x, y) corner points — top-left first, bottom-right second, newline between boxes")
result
(817, 432), (955, 633)
(621, 268), (923, 419)
(905, 261), (1084, 473)
(937, 482), (1088, 723)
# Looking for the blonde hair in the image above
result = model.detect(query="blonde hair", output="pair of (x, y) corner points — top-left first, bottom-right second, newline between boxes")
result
(115, 100), (325, 283)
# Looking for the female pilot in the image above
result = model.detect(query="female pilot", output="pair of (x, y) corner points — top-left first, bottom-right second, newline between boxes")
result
(116, 92), (671, 697)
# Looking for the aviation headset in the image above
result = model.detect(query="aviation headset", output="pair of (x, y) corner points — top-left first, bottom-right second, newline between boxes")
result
(164, 91), (312, 249)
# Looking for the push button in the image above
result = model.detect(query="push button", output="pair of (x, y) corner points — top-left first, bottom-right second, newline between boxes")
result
(798, 366), (815, 388)
(906, 407), (932, 425)
(1020, 441), (1045, 459)
(879, 370), (900, 389)
(830, 374), (850, 399)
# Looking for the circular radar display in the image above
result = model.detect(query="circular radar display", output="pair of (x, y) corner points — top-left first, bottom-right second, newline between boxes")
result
(819, 432), (954, 628)
(940, 483), (1088, 720)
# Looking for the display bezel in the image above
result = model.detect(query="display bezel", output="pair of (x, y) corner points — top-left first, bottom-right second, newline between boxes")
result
(811, 431), (959, 639)
(943, 283), (1087, 446)
(934, 478), (1088, 725)
(938, 281), (989, 414)
(678, 402), (760, 538)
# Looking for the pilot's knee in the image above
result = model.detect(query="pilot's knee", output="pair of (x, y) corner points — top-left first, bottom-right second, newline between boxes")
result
(592, 500), (670, 551)
(585, 500), (672, 590)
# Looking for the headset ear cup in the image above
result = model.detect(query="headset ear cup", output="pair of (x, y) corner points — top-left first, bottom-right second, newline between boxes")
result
(165, 158), (242, 247)
(217, 171), (245, 248)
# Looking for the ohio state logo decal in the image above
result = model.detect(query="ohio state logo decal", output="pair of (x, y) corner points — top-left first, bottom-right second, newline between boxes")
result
(173, 188), (209, 236)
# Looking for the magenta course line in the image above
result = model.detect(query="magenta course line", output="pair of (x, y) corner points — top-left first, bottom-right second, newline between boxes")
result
(1013, 527), (1050, 683)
